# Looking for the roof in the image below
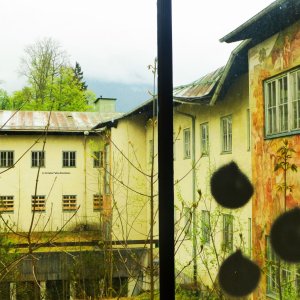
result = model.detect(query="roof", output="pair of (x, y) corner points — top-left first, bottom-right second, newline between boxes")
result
(173, 67), (224, 103)
(0, 110), (123, 133)
(220, 0), (300, 43)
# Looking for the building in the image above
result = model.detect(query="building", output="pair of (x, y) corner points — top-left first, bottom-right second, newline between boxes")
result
(0, 110), (148, 299)
(95, 47), (252, 295)
(221, 0), (300, 298)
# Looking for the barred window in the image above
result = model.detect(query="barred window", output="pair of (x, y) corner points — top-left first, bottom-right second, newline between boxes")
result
(93, 194), (103, 211)
(62, 195), (77, 211)
(31, 151), (45, 167)
(0, 196), (14, 212)
(0, 151), (14, 168)
(62, 151), (76, 167)
(31, 195), (46, 212)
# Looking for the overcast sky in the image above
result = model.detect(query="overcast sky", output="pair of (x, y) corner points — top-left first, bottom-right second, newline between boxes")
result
(0, 0), (275, 94)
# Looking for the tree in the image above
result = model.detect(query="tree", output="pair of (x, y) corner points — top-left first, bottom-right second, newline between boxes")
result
(73, 62), (88, 91)
(0, 89), (10, 109)
(15, 37), (95, 111)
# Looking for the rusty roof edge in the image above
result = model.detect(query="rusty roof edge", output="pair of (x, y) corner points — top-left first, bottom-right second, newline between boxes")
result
(209, 40), (251, 106)
(220, 0), (286, 43)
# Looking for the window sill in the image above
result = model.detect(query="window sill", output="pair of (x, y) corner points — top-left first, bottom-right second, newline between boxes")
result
(265, 129), (300, 140)
(221, 151), (232, 155)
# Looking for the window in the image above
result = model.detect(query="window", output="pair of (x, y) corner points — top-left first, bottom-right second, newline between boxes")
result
(266, 236), (300, 297)
(0, 196), (14, 212)
(104, 144), (110, 194)
(0, 151), (14, 168)
(183, 128), (191, 159)
(62, 195), (77, 211)
(62, 151), (76, 167)
(93, 194), (103, 211)
(93, 151), (103, 168)
(265, 69), (300, 136)
(31, 195), (46, 212)
(183, 207), (192, 238)
(31, 151), (45, 167)
(201, 210), (210, 244)
(200, 122), (209, 156)
(221, 115), (232, 153)
(222, 214), (233, 251)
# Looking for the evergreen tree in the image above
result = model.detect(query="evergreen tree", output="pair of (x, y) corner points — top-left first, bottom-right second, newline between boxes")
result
(73, 61), (88, 91)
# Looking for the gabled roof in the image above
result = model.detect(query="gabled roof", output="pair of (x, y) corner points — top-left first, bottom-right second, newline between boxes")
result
(173, 67), (225, 103)
(220, 0), (300, 44)
(0, 110), (123, 133)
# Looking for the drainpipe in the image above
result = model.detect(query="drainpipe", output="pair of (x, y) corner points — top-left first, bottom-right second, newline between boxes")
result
(175, 109), (197, 287)
(83, 131), (89, 225)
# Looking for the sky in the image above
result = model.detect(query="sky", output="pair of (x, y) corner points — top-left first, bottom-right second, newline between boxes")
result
(0, 0), (275, 100)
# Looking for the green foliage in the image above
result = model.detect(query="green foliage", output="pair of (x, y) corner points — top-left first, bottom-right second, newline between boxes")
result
(0, 89), (11, 109)
(13, 37), (96, 112)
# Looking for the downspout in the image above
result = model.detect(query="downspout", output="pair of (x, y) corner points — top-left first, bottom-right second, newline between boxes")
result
(83, 132), (89, 225)
(175, 109), (197, 287)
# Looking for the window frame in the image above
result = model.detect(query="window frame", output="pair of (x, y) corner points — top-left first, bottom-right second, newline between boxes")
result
(264, 68), (300, 138)
(62, 151), (76, 168)
(62, 195), (77, 211)
(31, 151), (45, 168)
(31, 195), (46, 212)
(0, 151), (14, 168)
(93, 193), (103, 211)
(0, 195), (14, 213)
(221, 115), (232, 154)
(93, 151), (103, 168)
(201, 210), (210, 244)
(222, 213), (233, 251)
(200, 122), (209, 156)
(183, 128), (191, 159)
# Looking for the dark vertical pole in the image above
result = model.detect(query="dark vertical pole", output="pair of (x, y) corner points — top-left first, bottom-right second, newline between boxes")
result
(157, 0), (175, 299)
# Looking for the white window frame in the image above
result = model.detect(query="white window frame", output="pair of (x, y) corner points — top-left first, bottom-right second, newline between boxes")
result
(183, 128), (191, 159)
(222, 214), (233, 251)
(0, 196), (14, 212)
(200, 122), (209, 156)
(221, 116), (232, 153)
(31, 151), (45, 168)
(0, 151), (14, 168)
(62, 151), (76, 168)
(265, 68), (300, 137)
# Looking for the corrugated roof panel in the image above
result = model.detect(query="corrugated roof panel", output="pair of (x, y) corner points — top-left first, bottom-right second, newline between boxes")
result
(173, 66), (224, 100)
(0, 111), (123, 132)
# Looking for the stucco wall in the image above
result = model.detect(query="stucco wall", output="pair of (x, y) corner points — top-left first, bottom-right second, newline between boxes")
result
(249, 20), (300, 298)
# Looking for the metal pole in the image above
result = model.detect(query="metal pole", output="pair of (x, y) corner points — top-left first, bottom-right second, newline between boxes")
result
(157, 0), (175, 299)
